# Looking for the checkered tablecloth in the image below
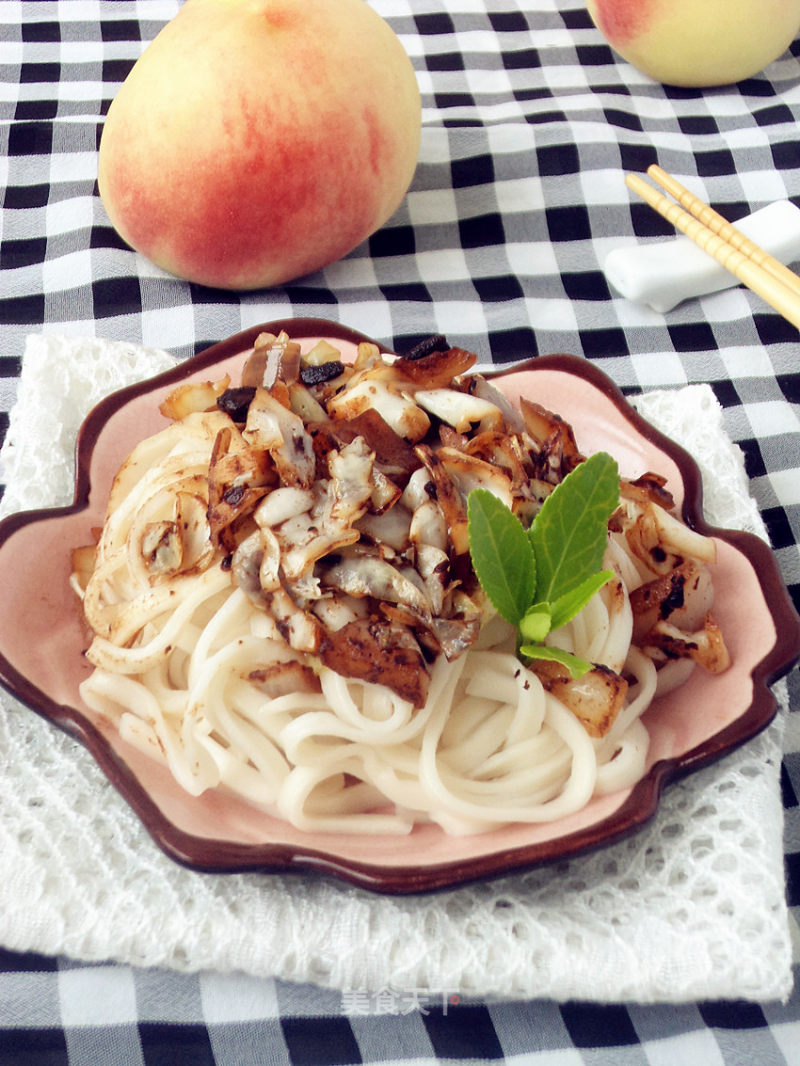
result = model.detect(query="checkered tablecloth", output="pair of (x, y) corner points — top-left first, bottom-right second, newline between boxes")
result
(1, 1), (799, 1062)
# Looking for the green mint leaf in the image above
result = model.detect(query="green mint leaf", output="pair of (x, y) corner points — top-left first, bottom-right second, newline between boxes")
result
(518, 643), (593, 680)
(531, 451), (619, 605)
(467, 489), (536, 626)
(549, 569), (615, 631)
(519, 602), (552, 643)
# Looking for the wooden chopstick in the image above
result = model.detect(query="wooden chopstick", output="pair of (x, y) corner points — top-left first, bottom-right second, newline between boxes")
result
(646, 164), (800, 301)
(625, 166), (800, 330)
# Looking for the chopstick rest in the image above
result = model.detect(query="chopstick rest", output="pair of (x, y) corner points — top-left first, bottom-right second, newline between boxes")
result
(603, 198), (800, 313)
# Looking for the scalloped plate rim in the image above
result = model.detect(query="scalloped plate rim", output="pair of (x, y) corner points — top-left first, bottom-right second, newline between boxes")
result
(0, 317), (798, 895)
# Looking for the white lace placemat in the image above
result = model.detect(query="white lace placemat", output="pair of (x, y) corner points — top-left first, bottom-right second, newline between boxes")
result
(0, 335), (791, 1004)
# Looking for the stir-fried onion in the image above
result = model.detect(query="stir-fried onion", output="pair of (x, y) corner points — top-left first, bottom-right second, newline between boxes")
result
(71, 331), (730, 835)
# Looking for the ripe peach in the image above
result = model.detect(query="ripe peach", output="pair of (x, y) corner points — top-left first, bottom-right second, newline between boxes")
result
(587, 0), (800, 87)
(98, 0), (421, 289)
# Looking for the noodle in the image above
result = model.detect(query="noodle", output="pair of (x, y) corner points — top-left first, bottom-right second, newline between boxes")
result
(75, 548), (661, 834)
(73, 336), (729, 836)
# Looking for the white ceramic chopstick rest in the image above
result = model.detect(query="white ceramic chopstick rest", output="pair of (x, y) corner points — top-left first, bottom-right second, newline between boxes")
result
(603, 199), (800, 313)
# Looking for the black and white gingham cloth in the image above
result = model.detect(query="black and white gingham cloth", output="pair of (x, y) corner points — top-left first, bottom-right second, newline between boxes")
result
(1, 1), (799, 1062)
(1, 948), (799, 1064)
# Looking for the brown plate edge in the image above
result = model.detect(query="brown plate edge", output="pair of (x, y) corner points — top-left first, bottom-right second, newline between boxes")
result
(0, 322), (798, 894)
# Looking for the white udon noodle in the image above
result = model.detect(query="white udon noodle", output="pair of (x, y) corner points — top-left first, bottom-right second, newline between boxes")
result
(75, 416), (678, 837)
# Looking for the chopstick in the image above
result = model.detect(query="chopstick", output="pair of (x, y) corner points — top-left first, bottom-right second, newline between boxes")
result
(625, 164), (800, 330)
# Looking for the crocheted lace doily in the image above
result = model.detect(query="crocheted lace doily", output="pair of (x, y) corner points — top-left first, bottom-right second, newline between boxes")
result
(0, 335), (791, 1003)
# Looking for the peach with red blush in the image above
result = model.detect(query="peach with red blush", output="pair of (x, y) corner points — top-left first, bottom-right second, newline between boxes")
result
(98, 0), (421, 289)
(587, 0), (800, 86)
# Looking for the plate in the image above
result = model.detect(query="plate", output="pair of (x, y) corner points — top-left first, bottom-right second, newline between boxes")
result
(0, 318), (798, 894)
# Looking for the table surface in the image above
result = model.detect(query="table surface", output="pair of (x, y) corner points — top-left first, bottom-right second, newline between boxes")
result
(1, 1), (799, 1063)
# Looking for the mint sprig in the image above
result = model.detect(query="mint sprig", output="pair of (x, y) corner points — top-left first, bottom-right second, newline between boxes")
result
(467, 451), (619, 678)
(466, 487), (536, 626)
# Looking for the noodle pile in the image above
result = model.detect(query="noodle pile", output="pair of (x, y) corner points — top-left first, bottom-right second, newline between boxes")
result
(71, 334), (729, 835)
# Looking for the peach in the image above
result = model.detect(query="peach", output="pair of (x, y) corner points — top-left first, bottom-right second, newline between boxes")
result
(98, 0), (421, 289)
(587, 0), (800, 87)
